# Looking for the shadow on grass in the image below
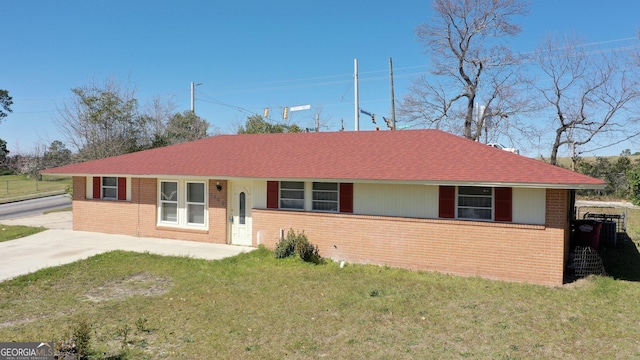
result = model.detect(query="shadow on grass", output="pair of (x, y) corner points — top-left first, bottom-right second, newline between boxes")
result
(600, 233), (640, 282)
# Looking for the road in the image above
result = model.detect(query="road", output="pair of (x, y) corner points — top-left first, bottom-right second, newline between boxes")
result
(0, 194), (72, 220)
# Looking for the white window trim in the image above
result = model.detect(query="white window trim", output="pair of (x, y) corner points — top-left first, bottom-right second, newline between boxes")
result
(278, 181), (340, 212)
(157, 179), (208, 228)
(312, 182), (339, 212)
(102, 176), (118, 200)
(456, 186), (494, 221)
(186, 181), (207, 226)
(159, 180), (179, 225)
(279, 181), (305, 210)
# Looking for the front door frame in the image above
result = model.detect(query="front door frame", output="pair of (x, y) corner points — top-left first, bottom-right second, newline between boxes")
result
(231, 181), (253, 246)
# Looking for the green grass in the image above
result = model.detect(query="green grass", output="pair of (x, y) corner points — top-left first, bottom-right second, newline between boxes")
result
(2, 247), (640, 359)
(0, 174), (71, 202)
(0, 224), (46, 242)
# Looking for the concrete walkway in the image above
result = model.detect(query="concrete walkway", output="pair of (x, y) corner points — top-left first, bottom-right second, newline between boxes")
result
(0, 212), (255, 282)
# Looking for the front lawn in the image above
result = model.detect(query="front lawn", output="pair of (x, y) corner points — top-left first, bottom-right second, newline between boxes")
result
(1, 248), (639, 359)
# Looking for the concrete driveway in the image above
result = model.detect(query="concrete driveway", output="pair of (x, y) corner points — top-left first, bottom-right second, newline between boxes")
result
(0, 212), (255, 282)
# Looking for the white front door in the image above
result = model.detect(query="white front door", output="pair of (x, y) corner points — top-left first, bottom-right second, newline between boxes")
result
(231, 182), (252, 246)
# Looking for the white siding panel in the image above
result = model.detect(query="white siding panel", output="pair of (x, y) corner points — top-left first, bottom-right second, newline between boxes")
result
(86, 176), (92, 199)
(354, 183), (438, 218)
(512, 188), (545, 225)
(252, 180), (267, 209)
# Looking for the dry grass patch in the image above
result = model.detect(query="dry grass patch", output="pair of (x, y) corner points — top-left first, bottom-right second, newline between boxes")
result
(84, 272), (172, 302)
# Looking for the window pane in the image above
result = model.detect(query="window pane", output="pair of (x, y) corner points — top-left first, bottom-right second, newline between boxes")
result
(162, 203), (178, 222)
(103, 177), (117, 186)
(161, 182), (178, 201)
(313, 201), (338, 212)
(313, 191), (338, 201)
(103, 188), (117, 199)
(187, 182), (205, 203)
(280, 199), (304, 209)
(458, 196), (491, 208)
(459, 208), (491, 220)
(281, 189), (304, 200)
(459, 186), (491, 196)
(313, 182), (338, 191)
(239, 192), (246, 225)
(281, 181), (304, 190)
(187, 204), (205, 224)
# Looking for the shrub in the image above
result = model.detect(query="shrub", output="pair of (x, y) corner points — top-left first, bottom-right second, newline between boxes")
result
(274, 229), (322, 264)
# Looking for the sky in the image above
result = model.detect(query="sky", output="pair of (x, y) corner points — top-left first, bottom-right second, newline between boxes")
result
(2, 0), (640, 158)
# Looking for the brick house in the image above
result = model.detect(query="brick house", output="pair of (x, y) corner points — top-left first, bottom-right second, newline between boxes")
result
(43, 129), (605, 286)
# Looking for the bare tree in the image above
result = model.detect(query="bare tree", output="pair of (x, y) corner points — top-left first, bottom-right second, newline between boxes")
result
(400, 0), (532, 142)
(535, 34), (640, 166)
(141, 95), (177, 146)
(55, 78), (144, 161)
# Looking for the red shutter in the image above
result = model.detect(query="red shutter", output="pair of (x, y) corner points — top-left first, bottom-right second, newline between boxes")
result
(495, 187), (512, 222)
(117, 177), (127, 201)
(267, 181), (279, 209)
(93, 177), (101, 199)
(339, 183), (354, 213)
(439, 186), (456, 218)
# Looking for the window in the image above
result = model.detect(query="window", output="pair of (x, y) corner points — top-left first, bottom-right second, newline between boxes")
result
(312, 182), (338, 212)
(267, 181), (353, 213)
(160, 181), (178, 223)
(280, 181), (304, 209)
(239, 192), (246, 225)
(457, 186), (492, 220)
(93, 176), (126, 200)
(158, 180), (206, 227)
(186, 182), (205, 225)
(102, 177), (118, 199)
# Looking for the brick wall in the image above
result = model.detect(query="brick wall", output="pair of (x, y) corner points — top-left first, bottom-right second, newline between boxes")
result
(72, 177), (228, 243)
(253, 188), (571, 286)
(72, 174), (571, 286)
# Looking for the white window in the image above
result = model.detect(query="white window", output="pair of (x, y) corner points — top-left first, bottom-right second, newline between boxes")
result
(160, 181), (178, 223)
(158, 180), (206, 227)
(102, 177), (118, 199)
(312, 182), (338, 212)
(280, 181), (304, 210)
(457, 186), (492, 220)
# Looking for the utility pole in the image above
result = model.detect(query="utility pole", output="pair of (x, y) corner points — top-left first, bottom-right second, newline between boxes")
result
(389, 57), (396, 130)
(354, 58), (360, 131)
(190, 82), (202, 113)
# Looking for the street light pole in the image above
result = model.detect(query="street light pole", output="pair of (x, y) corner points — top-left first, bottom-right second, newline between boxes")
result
(191, 82), (202, 113)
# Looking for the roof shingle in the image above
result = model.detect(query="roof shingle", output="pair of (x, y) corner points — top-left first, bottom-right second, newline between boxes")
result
(42, 129), (605, 188)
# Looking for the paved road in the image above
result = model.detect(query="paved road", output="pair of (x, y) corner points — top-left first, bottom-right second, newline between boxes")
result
(0, 194), (71, 220)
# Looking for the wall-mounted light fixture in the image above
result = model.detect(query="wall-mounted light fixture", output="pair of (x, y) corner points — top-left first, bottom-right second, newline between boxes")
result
(216, 182), (222, 192)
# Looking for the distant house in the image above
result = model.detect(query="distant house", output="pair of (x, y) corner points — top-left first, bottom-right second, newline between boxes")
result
(43, 130), (605, 286)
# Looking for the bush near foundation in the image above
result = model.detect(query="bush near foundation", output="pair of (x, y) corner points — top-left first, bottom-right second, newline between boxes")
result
(274, 229), (322, 264)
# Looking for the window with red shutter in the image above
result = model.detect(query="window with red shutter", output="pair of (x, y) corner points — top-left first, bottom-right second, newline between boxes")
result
(92, 177), (101, 199)
(494, 187), (512, 222)
(266, 181), (279, 209)
(339, 183), (353, 213)
(117, 177), (127, 201)
(439, 186), (456, 218)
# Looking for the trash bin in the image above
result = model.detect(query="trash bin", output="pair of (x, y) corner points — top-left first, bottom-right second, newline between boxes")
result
(573, 220), (603, 251)
(599, 220), (617, 248)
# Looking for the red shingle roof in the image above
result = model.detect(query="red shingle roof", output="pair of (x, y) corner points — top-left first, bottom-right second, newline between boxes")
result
(42, 129), (605, 189)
